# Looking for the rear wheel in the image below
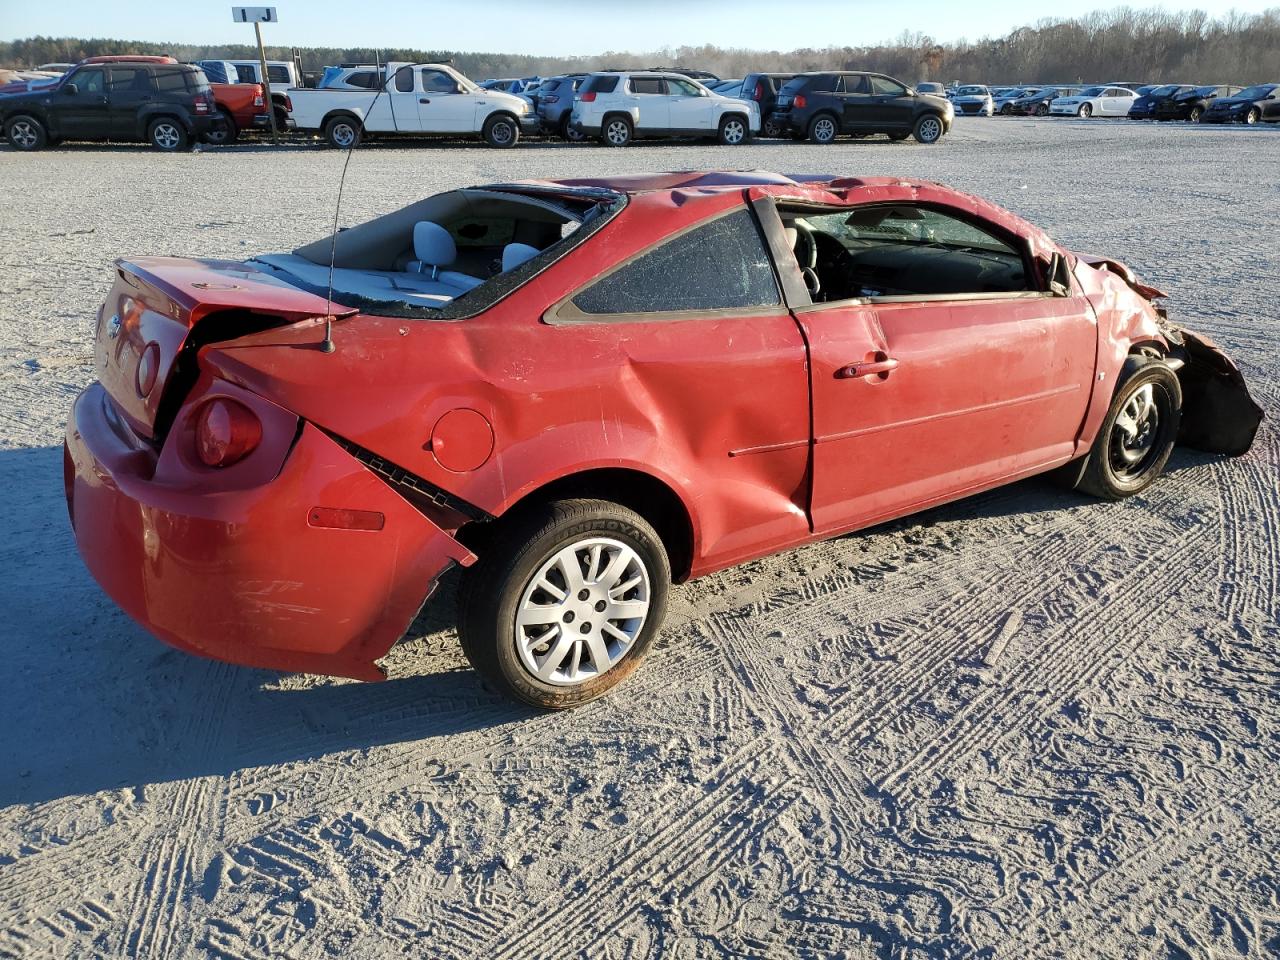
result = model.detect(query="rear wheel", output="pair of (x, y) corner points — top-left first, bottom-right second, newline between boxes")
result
(482, 113), (519, 148)
(1076, 361), (1181, 500)
(600, 115), (632, 147)
(913, 114), (944, 143)
(559, 114), (585, 141)
(205, 109), (238, 145)
(5, 114), (46, 151)
(762, 116), (783, 138)
(458, 499), (671, 709)
(717, 114), (749, 145)
(323, 115), (361, 148)
(148, 117), (189, 151)
(807, 114), (838, 144)
(888, 131), (910, 141)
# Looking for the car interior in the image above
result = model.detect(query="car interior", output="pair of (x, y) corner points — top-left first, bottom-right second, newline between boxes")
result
(253, 189), (609, 309)
(778, 203), (1035, 301)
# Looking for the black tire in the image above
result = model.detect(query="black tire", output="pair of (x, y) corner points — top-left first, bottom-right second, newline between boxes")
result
(1189, 106), (1203, 122)
(148, 117), (189, 151)
(5, 114), (47, 151)
(762, 116), (782, 138)
(205, 109), (238, 145)
(559, 114), (585, 142)
(1035, 103), (1049, 116)
(1078, 103), (1093, 118)
(717, 113), (750, 145)
(1000, 103), (1013, 115)
(1075, 360), (1182, 500)
(457, 498), (671, 710)
(323, 115), (361, 149)
(600, 115), (632, 146)
(482, 113), (519, 148)
(913, 113), (945, 143)
(807, 113), (839, 144)
(888, 131), (910, 141)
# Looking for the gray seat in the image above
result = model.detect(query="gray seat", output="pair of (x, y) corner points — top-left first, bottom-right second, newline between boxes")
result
(406, 222), (485, 291)
(502, 242), (540, 272)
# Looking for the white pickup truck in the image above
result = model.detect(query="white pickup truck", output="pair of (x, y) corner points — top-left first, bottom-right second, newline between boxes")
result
(287, 62), (538, 148)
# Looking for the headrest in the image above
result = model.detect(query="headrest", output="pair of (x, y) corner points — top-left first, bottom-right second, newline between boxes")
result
(413, 222), (456, 267)
(502, 242), (540, 272)
(783, 227), (798, 250)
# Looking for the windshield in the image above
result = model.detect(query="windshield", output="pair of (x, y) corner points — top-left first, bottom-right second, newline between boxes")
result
(1079, 86), (1105, 97)
(956, 86), (986, 96)
(1236, 84), (1276, 100)
(1190, 86), (1216, 96)
(1150, 84), (1179, 96)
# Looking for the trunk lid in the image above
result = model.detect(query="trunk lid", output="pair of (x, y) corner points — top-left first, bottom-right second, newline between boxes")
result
(95, 256), (336, 441)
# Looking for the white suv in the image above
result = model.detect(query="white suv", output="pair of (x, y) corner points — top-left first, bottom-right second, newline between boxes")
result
(570, 72), (760, 146)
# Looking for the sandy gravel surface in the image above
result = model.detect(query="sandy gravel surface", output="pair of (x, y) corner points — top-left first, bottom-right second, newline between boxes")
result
(1, 118), (1277, 958)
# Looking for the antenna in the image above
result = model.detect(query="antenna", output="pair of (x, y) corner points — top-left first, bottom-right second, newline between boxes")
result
(322, 60), (437, 353)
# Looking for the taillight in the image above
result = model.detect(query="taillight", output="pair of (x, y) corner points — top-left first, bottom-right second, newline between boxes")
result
(581, 91), (596, 102)
(254, 93), (264, 107)
(195, 398), (261, 468)
(754, 81), (763, 100)
(194, 92), (211, 113)
(794, 94), (807, 109)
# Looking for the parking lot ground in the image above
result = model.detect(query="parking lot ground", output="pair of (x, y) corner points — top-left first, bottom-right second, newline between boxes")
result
(1, 117), (1278, 958)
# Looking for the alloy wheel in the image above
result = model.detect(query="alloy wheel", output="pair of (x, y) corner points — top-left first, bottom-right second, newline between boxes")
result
(721, 118), (746, 144)
(812, 117), (836, 142)
(1109, 383), (1161, 479)
(514, 537), (651, 686)
(153, 123), (181, 149)
(490, 120), (514, 145)
(10, 120), (37, 148)
(333, 123), (355, 147)
(606, 120), (630, 145)
(918, 117), (942, 142)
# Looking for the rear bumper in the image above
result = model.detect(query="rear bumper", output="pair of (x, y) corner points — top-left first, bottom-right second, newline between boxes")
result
(64, 382), (475, 681)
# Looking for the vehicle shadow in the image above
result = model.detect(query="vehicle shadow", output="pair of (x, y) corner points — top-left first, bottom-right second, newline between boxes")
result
(0, 441), (1226, 808)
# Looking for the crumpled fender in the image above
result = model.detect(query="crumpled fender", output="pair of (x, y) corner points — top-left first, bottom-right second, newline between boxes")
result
(1163, 325), (1264, 456)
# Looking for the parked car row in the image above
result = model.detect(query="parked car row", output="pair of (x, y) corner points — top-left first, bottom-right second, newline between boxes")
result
(940, 79), (1279, 123)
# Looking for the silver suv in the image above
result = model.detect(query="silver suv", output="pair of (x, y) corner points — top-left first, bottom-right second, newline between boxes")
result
(569, 71), (760, 146)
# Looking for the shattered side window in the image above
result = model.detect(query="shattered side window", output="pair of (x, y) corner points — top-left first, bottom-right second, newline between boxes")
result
(571, 208), (779, 316)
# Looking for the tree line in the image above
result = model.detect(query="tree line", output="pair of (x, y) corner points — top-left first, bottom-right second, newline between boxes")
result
(3, 7), (1278, 84)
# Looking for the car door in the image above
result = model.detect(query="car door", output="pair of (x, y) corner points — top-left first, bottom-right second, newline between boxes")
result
(1264, 87), (1280, 120)
(627, 76), (670, 131)
(107, 65), (154, 139)
(779, 202), (1097, 534)
(54, 66), (110, 138)
(416, 67), (473, 132)
(545, 204), (812, 568)
(868, 75), (915, 128)
(665, 76), (713, 132)
(837, 74), (874, 131)
(366, 65), (422, 132)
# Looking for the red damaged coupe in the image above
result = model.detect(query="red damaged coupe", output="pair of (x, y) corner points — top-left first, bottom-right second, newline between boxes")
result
(64, 171), (1262, 708)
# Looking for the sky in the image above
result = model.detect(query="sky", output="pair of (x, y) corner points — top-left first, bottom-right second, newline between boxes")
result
(1, 0), (1275, 55)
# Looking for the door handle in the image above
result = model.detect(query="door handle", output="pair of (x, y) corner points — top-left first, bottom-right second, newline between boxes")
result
(419, 97), (430, 104)
(838, 355), (899, 379)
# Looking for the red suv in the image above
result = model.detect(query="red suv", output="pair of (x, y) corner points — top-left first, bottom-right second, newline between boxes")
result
(63, 171), (1261, 707)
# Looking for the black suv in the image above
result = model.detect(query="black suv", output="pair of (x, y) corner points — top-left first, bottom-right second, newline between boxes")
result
(1, 57), (215, 151)
(770, 72), (952, 144)
(740, 72), (794, 136)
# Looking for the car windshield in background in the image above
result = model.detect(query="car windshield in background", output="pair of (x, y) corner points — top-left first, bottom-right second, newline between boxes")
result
(956, 86), (986, 96)
(1236, 84), (1277, 99)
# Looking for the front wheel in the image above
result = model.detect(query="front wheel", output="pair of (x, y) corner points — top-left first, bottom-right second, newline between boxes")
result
(717, 114), (749, 145)
(913, 114), (944, 143)
(1189, 106), (1203, 122)
(1245, 108), (1260, 125)
(1078, 103), (1093, 118)
(1075, 360), (1182, 500)
(148, 117), (189, 151)
(482, 113), (519, 148)
(559, 114), (585, 141)
(458, 499), (671, 709)
(1035, 103), (1049, 116)
(5, 114), (47, 151)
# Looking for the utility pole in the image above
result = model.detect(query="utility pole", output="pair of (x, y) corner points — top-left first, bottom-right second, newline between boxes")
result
(233, 7), (280, 143)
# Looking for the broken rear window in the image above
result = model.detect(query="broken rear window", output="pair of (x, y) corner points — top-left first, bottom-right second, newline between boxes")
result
(570, 208), (779, 316)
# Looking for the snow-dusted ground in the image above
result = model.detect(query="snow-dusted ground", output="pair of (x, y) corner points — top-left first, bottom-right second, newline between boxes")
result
(1, 118), (1277, 959)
